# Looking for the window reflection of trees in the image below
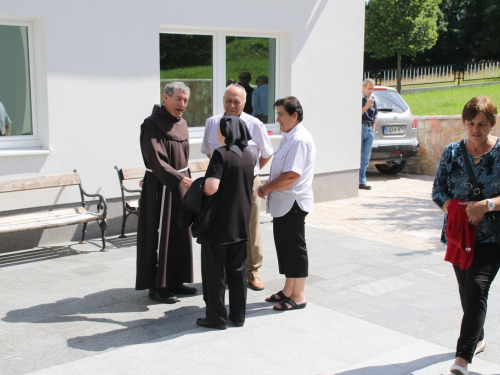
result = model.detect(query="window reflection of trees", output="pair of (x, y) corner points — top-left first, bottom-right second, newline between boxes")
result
(159, 33), (276, 127)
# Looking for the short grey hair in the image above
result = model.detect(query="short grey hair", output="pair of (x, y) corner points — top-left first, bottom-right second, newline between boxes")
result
(363, 78), (375, 87)
(224, 84), (247, 102)
(164, 81), (190, 96)
(256, 75), (268, 84)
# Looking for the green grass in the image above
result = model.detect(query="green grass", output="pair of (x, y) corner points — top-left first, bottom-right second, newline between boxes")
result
(160, 37), (271, 81)
(160, 60), (269, 82)
(225, 60), (269, 82)
(402, 83), (500, 116)
(160, 65), (211, 80)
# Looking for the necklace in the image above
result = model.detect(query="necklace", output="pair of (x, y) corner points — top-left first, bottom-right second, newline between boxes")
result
(465, 138), (495, 160)
(470, 149), (493, 160)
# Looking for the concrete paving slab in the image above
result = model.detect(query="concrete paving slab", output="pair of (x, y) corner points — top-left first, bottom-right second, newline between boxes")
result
(0, 172), (500, 374)
(22, 304), (500, 375)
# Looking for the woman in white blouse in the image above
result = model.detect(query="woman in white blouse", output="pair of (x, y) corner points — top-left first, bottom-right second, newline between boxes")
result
(258, 96), (316, 311)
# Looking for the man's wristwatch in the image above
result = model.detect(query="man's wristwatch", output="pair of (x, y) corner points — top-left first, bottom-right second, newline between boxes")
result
(486, 199), (495, 211)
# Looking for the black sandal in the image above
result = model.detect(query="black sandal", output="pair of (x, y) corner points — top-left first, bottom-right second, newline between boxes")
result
(265, 290), (287, 302)
(273, 297), (307, 311)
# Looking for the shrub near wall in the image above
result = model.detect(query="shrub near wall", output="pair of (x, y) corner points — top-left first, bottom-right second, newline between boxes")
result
(404, 116), (500, 176)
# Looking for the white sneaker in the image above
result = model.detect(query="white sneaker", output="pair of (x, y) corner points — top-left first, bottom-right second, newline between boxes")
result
(475, 339), (486, 355)
(450, 364), (468, 375)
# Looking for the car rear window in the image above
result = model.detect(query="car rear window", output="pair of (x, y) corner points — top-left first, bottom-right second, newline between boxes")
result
(372, 90), (409, 113)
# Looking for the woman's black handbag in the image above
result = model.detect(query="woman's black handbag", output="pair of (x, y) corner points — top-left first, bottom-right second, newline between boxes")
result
(459, 139), (500, 234)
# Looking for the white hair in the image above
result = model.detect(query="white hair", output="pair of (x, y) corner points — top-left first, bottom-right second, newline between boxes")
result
(164, 81), (190, 96)
(363, 78), (375, 87)
(224, 84), (247, 102)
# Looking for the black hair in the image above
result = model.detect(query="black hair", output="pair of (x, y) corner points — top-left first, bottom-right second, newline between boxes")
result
(273, 96), (303, 122)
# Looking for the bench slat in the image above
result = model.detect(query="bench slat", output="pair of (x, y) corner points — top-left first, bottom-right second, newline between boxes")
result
(0, 172), (81, 193)
(121, 167), (146, 180)
(125, 200), (140, 211)
(0, 207), (87, 225)
(189, 159), (210, 173)
(120, 160), (209, 181)
(0, 207), (104, 234)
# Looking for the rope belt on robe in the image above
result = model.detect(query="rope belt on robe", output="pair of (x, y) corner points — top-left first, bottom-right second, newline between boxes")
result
(146, 166), (189, 255)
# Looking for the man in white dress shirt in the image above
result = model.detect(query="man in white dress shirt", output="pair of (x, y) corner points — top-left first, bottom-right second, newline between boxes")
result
(201, 84), (274, 291)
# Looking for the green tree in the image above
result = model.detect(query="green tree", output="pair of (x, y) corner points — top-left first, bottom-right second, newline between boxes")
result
(481, 1), (500, 59)
(433, 0), (500, 62)
(365, 0), (442, 92)
(159, 34), (212, 70)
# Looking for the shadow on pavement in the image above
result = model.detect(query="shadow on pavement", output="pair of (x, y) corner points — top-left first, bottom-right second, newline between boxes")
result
(334, 352), (456, 375)
(0, 245), (98, 268)
(1, 286), (277, 352)
(1, 286), (206, 352)
(107, 235), (138, 249)
(0, 234), (138, 269)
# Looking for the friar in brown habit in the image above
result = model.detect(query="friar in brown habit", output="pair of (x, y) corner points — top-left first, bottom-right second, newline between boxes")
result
(136, 81), (196, 304)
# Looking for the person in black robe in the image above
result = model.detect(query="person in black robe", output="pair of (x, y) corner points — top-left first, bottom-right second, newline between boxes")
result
(238, 72), (254, 115)
(196, 115), (256, 330)
(136, 82), (196, 303)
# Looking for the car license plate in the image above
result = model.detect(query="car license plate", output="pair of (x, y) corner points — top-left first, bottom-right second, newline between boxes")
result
(383, 126), (405, 135)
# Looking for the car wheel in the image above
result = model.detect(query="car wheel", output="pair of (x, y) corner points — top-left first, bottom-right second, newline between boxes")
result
(375, 160), (406, 175)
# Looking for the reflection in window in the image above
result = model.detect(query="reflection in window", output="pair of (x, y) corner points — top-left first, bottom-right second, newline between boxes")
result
(226, 36), (276, 124)
(159, 33), (213, 127)
(0, 24), (33, 137)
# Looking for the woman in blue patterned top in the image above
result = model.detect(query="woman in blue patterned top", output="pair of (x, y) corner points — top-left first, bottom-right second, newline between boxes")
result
(432, 96), (500, 375)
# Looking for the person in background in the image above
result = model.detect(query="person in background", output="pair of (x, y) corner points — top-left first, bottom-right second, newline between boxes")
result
(238, 72), (254, 115)
(360, 78), (378, 190)
(252, 76), (269, 123)
(201, 84), (274, 291)
(432, 96), (500, 375)
(258, 96), (316, 311)
(136, 81), (196, 304)
(0, 101), (12, 136)
(196, 115), (255, 330)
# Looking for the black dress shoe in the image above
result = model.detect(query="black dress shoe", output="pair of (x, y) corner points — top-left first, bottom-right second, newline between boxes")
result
(148, 290), (180, 304)
(359, 184), (372, 190)
(167, 284), (197, 295)
(228, 315), (244, 327)
(196, 318), (227, 330)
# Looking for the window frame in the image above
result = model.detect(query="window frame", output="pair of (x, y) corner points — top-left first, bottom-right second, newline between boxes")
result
(0, 18), (48, 154)
(158, 27), (281, 138)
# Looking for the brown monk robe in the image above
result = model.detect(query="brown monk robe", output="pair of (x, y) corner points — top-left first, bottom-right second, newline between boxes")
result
(136, 105), (194, 301)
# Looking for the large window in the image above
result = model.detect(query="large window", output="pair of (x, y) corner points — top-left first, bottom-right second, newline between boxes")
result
(0, 19), (44, 152)
(159, 30), (278, 130)
(226, 36), (276, 124)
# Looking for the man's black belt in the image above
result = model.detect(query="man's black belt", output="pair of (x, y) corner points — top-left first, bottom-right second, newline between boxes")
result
(362, 122), (374, 127)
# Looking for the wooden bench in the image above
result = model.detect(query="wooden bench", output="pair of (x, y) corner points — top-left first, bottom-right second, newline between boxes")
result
(114, 159), (210, 238)
(0, 170), (108, 251)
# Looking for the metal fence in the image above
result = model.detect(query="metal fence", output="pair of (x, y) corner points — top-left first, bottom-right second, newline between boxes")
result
(364, 61), (500, 87)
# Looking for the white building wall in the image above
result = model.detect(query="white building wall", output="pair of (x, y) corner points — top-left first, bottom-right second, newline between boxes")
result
(0, 0), (365, 212)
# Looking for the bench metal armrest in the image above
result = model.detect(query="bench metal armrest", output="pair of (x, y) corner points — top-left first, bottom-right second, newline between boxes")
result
(122, 185), (142, 194)
(80, 188), (108, 219)
(73, 170), (108, 219)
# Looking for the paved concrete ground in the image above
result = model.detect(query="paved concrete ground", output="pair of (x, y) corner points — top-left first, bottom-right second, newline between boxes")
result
(1, 171), (500, 375)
